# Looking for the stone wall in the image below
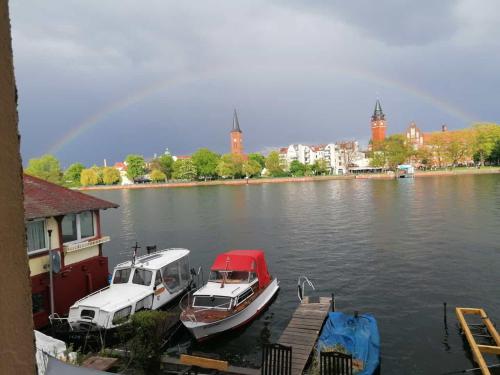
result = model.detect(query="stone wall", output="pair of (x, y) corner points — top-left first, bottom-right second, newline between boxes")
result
(0, 1), (36, 373)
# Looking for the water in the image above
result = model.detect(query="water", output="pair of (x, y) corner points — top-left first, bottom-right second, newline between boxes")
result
(89, 175), (500, 374)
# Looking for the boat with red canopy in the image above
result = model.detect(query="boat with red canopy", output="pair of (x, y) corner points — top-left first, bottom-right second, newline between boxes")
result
(180, 250), (279, 340)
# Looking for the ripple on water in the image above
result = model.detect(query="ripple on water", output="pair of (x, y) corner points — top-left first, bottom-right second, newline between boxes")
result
(90, 175), (500, 374)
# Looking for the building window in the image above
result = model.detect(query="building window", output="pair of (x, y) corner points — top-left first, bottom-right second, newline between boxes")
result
(32, 293), (45, 314)
(26, 219), (47, 254)
(62, 212), (95, 244)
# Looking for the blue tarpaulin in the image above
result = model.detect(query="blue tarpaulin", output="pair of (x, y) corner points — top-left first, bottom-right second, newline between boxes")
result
(317, 312), (380, 375)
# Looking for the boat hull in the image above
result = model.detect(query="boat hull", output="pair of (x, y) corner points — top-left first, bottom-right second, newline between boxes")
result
(182, 278), (279, 341)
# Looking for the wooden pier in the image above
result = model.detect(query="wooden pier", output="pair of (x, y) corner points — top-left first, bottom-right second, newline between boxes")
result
(456, 307), (500, 375)
(278, 296), (332, 375)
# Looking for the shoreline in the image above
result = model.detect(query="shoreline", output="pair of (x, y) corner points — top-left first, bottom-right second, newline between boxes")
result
(78, 168), (500, 191)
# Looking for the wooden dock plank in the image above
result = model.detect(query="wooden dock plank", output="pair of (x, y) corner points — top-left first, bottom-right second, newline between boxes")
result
(277, 297), (331, 375)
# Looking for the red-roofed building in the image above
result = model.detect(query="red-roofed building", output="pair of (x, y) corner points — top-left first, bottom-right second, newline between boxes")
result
(24, 174), (118, 328)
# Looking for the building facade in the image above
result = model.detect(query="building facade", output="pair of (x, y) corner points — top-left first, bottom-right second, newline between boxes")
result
(405, 121), (424, 150)
(279, 143), (346, 174)
(230, 109), (243, 155)
(371, 99), (387, 147)
(24, 175), (118, 329)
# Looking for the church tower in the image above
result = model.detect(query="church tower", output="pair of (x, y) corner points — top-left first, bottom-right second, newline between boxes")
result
(230, 109), (243, 155)
(371, 99), (387, 146)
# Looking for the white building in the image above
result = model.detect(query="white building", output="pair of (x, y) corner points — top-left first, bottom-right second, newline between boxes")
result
(279, 143), (345, 174)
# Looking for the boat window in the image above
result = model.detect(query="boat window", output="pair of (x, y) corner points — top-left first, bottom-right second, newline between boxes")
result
(113, 268), (131, 284)
(179, 256), (190, 284)
(112, 306), (132, 325)
(154, 270), (162, 287)
(236, 288), (254, 305)
(132, 268), (153, 286)
(135, 294), (153, 312)
(161, 261), (181, 292)
(80, 309), (95, 319)
(209, 271), (249, 283)
(193, 296), (232, 310)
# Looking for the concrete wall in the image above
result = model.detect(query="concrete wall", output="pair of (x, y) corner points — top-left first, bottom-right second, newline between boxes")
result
(0, 0), (36, 373)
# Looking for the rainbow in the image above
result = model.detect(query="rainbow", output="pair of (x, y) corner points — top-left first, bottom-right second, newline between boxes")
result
(47, 65), (478, 155)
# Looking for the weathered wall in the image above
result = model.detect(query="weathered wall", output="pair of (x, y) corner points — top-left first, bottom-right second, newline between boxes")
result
(0, 0), (36, 373)
(65, 244), (100, 265)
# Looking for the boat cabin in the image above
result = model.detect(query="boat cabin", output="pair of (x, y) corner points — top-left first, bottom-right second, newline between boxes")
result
(23, 175), (118, 329)
(68, 249), (191, 330)
(191, 250), (271, 311)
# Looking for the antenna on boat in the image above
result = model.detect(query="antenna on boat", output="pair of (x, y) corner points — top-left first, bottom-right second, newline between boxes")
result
(131, 242), (141, 265)
(221, 257), (230, 288)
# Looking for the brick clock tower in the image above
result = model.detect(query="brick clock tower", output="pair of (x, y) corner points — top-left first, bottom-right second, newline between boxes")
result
(230, 109), (243, 155)
(371, 99), (387, 147)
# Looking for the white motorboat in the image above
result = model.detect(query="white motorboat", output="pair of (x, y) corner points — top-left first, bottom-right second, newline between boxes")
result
(180, 250), (279, 341)
(68, 248), (191, 331)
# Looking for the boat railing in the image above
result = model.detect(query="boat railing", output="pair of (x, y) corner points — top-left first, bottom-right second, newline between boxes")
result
(49, 313), (73, 331)
(297, 275), (315, 301)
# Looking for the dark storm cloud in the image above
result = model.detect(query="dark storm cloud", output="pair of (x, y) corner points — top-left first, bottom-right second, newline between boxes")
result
(280, 0), (459, 46)
(10, 1), (500, 166)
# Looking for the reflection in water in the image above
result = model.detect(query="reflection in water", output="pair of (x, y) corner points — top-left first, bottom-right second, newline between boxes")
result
(90, 175), (500, 374)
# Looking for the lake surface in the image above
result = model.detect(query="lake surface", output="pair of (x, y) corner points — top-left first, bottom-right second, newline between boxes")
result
(90, 174), (500, 374)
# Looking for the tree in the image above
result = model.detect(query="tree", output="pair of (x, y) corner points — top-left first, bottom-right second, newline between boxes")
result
(80, 168), (99, 186)
(248, 153), (266, 168)
(25, 154), (62, 184)
(370, 151), (386, 168)
(63, 162), (85, 187)
(102, 167), (121, 185)
(192, 148), (220, 180)
(312, 158), (329, 175)
(385, 135), (411, 170)
(444, 130), (473, 167)
(172, 159), (197, 180)
(486, 139), (500, 165)
(265, 151), (284, 177)
(472, 123), (500, 166)
(91, 165), (104, 184)
(125, 154), (146, 180)
(289, 160), (306, 176)
(242, 159), (262, 177)
(150, 154), (174, 179)
(216, 154), (244, 178)
(150, 169), (166, 182)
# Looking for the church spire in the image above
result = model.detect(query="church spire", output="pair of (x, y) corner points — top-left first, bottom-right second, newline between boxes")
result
(372, 99), (385, 121)
(231, 109), (242, 133)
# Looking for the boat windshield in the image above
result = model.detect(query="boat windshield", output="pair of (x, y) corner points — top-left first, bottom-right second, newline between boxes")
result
(113, 268), (131, 284)
(132, 268), (153, 286)
(193, 295), (232, 309)
(209, 271), (257, 284)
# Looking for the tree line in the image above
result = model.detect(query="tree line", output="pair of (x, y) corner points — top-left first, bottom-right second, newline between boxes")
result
(370, 123), (500, 170)
(24, 149), (294, 187)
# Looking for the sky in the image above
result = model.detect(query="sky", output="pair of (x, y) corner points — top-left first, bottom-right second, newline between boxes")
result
(11, 0), (500, 167)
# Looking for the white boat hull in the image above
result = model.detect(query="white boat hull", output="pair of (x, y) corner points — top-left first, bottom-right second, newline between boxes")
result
(182, 278), (279, 340)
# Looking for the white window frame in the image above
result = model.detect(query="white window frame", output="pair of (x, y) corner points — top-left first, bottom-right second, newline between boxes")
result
(26, 218), (49, 255)
(62, 211), (96, 245)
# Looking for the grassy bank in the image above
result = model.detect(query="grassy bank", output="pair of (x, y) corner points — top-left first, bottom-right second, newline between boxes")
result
(78, 167), (500, 191)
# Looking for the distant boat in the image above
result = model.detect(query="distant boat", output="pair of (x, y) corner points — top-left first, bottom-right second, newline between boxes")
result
(67, 248), (192, 331)
(316, 311), (380, 375)
(180, 250), (279, 341)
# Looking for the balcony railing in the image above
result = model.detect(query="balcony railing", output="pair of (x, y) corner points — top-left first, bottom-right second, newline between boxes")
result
(64, 236), (110, 253)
